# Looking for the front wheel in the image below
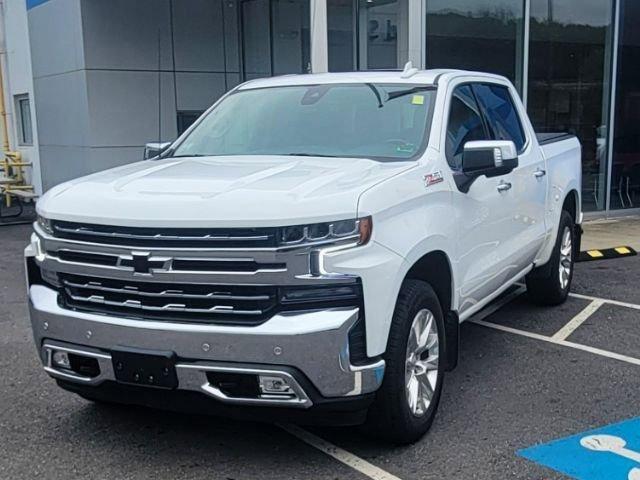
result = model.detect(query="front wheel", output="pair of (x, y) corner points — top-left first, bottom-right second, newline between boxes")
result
(364, 280), (445, 444)
(526, 210), (575, 305)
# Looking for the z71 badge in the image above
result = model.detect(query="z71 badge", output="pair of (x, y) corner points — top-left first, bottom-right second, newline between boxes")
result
(424, 171), (444, 188)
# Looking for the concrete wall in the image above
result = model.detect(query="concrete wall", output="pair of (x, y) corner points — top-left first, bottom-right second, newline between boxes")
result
(28, 0), (88, 190)
(1, 0), (42, 194)
(27, 0), (242, 190)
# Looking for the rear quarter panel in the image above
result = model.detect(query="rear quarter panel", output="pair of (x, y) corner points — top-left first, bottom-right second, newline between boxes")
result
(535, 136), (583, 265)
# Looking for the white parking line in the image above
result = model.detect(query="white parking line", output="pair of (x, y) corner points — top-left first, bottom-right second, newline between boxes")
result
(471, 318), (640, 367)
(279, 424), (403, 480)
(551, 299), (605, 341)
(569, 291), (640, 311)
(281, 288), (640, 480)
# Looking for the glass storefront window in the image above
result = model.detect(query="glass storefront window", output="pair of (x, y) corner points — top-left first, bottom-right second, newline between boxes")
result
(611, 0), (640, 210)
(528, 0), (614, 212)
(240, 0), (310, 80)
(327, 0), (355, 72)
(327, 0), (409, 71)
(425, 0), (526, 92)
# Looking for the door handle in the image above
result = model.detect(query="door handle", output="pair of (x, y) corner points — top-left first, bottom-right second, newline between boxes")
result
(534, 169), (546, 178)
(497, 181), (512, 192)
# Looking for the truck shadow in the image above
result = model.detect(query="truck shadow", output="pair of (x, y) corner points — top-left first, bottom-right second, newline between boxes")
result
(51, 399), (332, 478)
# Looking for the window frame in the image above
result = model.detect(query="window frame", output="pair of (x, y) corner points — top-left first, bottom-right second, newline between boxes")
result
(444, 83), (492, 170)
(15, 94), (33, 146)
(471, 82), (528, 154)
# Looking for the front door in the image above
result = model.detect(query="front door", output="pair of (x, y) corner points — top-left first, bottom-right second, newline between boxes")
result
(445, 84), (518, 315)
(473, 83), (547, 268)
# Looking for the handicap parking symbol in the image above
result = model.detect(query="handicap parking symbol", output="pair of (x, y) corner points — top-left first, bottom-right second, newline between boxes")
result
(519, 417), (640, 479)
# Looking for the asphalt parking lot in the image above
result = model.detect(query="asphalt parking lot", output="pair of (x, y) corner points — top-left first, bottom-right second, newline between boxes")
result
(2, 223), (639, 480)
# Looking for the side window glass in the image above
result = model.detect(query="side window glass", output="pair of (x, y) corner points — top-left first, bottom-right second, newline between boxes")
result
(445, 85), (488, 170)
(473, 84), (526, 152)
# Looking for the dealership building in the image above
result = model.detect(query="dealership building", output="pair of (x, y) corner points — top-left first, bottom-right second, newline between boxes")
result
(1, 0), (639, 216)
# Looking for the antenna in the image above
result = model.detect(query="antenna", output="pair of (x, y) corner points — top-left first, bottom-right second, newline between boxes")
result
(157, 28), (162, 151)
(400, 60), (419, 79)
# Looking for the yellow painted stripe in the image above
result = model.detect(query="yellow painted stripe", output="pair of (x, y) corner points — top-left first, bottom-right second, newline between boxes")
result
(587, 250), (604, 258)
(615, 247), (631, 254)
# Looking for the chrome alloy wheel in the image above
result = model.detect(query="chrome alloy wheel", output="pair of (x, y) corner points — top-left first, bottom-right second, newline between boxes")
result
(559, 226), (573, 290)
(404, 309), (439, 417)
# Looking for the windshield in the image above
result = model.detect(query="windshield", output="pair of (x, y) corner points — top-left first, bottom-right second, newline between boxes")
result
(171, 83), (435, 160)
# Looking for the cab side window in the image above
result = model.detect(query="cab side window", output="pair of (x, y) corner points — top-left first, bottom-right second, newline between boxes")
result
(472, 84), (526, 152)
(445, 85), (489, 170)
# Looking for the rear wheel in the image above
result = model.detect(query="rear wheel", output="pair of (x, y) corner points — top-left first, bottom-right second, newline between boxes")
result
(364, 280), (444, 444)
(526, 210), (575, 305)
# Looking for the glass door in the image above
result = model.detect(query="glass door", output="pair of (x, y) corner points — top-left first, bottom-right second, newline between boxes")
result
(239, 0), (310, 81)
(327, 0), (409, 71)
(610, 0), (640, 211)
(528, 0), (614, 212)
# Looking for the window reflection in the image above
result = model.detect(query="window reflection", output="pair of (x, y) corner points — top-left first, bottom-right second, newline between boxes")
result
(528, 0), (613, 212)
(425, 0), (525, 91)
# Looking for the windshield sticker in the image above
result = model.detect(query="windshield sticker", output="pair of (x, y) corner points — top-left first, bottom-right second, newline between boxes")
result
(411, 95), (425, 105)
(424, 171), (444, 188)
(396, 143), (416, 154)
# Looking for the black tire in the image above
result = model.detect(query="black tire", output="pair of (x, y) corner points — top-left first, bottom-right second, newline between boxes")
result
(526, 210), (575, 305)
(364, 280), (445, 444)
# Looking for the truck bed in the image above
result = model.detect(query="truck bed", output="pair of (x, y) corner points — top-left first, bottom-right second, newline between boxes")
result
(536, 132), (575, 146)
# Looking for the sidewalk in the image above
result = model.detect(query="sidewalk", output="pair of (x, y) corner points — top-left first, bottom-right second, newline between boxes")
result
(581, 215), (640, 251)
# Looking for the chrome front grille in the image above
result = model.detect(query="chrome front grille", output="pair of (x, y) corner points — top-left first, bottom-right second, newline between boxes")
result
(49, 249), (287, 274)
(51, 221), (278, 249)
(59, 274), (278, 325)
(35, 221), (361, 325)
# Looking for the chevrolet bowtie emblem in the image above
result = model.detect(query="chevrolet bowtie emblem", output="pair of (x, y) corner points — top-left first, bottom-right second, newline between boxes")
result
(119, 252), (169, 274)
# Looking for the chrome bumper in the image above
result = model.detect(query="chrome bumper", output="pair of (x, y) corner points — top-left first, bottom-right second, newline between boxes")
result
(29, 285), (385, 408)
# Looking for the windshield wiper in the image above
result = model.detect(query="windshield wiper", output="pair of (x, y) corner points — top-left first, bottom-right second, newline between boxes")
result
(365, 83), (384, 108)
(167, 153), (210, 158)
(386, 87), (431, 102)
(285, 152), (339, 158)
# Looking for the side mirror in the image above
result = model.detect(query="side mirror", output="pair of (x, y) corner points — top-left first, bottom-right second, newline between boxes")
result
(143, 141), (171, 160)
(461, 140), (518, 177)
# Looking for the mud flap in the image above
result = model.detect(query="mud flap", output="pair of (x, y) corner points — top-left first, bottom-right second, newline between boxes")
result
(443, 310), (459, 371)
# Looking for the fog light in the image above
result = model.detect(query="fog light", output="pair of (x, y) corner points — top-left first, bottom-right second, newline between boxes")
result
(259, 375), (294, 396)
(52, 350), (71, 369)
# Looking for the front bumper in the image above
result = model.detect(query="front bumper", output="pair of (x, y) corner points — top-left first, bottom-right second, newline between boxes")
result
(29, 284), (385, 408)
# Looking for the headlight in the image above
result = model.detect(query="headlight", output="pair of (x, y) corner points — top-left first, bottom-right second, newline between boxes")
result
(278, 217), (372, 247)
(36, 215), (54, 235)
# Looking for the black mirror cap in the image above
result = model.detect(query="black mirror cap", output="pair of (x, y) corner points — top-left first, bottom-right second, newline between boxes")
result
(461, 149), (496, 176)
(456, 151), (519, 193)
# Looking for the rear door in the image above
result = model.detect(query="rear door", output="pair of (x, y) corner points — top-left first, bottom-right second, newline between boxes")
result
(445, 84), (516, 315)
(472, 83), (547, 266)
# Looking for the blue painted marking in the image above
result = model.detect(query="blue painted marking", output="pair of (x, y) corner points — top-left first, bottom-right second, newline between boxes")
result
(26, 0), (50, 10)
(519, 417), (640, 480)
(374, 364), (385, 383)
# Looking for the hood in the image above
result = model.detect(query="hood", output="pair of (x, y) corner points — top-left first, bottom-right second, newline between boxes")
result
(38, 155), (415, 227)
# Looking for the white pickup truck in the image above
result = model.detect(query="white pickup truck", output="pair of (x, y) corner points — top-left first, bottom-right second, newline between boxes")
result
(25, 68), (582, 443)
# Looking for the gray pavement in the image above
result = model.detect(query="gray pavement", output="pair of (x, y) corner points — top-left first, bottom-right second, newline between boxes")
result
(581, 215), (640, 251)
(1, 223), (639, 479)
